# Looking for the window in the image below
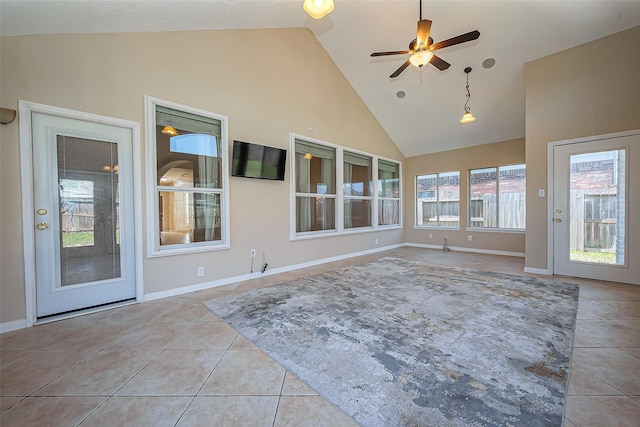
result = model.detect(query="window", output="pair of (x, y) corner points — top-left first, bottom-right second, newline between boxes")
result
(416, 172), (460, 227)
(294, 139), (336, 233)
(378, 159), (400, 226)
(469, 164), (526, 229)
(344, 151), (373, 229)
(291, 135), (401, 238)
(146, 97), (229, 255)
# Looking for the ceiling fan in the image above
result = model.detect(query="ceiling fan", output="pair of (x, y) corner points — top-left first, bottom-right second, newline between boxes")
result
(370, 1), (480, 78)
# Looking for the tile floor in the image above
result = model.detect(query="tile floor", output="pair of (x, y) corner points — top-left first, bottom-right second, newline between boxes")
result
(1, 247), (639, 426)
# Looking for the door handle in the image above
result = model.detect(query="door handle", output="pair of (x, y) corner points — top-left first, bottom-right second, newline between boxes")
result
(554, 218), (562, 223)
(37, 222), (49, 230)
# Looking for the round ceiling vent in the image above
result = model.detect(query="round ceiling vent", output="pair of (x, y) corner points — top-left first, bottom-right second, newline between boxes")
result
(482, 58), (496, 69)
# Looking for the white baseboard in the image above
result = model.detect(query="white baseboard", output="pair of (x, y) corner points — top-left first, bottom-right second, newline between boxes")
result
(524, 267), (552, 275)
(144, 243), (405, 302)
(0, 319), (28, 334)
(405, 242), (525, 258)
(4, 242), (526, 331)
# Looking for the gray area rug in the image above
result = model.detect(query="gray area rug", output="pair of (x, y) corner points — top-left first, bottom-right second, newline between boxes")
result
(205, 257), (579, 426)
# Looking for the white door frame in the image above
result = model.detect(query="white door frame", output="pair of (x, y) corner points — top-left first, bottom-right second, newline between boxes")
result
(547, 128), (640, 278)
(19, 100), (144, 326)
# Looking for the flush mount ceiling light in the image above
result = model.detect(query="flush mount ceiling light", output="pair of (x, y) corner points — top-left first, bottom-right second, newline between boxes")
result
(460, 67), (476, 124)
(161, 125), (178, 136)
(303, 0), (334, 19)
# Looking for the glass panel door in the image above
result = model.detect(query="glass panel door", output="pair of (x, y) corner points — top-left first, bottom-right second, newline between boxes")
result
(32, 111), (136, 317)
(552, 133), (638, 285)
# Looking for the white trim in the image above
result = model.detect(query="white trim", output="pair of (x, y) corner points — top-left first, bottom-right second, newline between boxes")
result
(523, 267), (552, 275)
(144, 96), (230, 257)
(546, 128), (640, 276)
(549, 129), (640, 146)
(132, 122), (145, 302)
(465, 227), (526, 234)
(18, 100), (143, 326)
(405, 242), (525, 258)
(18, 101), (37, 327)
(546, 138), (556, 275)
(145, 243), (404, 302)
(7, 241), (534, 331)
(413, 226), (461, 231)
(0, 319), (28, 334)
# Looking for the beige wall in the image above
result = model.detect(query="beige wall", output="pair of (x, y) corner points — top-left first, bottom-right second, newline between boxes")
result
(403, 139), (526, 253)
(524, 26), (640, 270)
(0, 28), (405, 323)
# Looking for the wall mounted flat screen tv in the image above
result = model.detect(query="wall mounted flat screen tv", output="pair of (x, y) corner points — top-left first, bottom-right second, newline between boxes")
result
(231, 140), (287, 181)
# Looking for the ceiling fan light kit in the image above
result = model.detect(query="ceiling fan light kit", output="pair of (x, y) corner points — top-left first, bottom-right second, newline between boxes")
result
(409, 50), (434, 68)
(303, 0), (334, 19)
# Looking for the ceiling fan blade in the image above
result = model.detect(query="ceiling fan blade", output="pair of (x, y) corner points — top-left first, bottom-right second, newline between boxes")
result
(390, 60), (411, 78)
(371, 50), (411, 57)
(430, 54), (451, 71)
(430, 30), (480, 51)
(416, 19), (432, 48)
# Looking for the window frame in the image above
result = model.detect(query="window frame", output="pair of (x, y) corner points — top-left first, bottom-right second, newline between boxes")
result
(414, 171), (461, 229)
(343, 150), (374, 230)
(467, 163), (526, 232)
(377, 158), (402, 229)
(289, 133), (401, 240)
(145, 96), (230, 257)
(293, 138), (338, 236)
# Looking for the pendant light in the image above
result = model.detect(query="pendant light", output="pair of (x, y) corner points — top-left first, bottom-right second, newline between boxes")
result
(303, 0), (334, 19)
(460, 67), (476, 124)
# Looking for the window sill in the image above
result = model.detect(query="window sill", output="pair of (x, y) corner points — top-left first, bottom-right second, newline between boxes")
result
(148, 242), (230, 258)
(413, 225), (461, 231)
(465, 227), (525, 234)
(291, 225), (401, 241)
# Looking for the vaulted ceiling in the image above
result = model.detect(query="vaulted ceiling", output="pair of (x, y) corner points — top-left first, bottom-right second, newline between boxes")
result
(2, 0), (639, 157)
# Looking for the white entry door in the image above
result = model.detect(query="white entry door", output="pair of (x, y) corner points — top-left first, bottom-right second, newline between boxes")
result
(552, 131), (639, 285)
(31, 111), (137, 317)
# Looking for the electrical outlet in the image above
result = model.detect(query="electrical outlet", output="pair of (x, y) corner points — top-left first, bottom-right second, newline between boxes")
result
(467, 235), (472, 241)
(375, 238), (379, 245)
(197, 266), (204, 277)
(251, 249), (256, 258)
(429, 233), (433, 238)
